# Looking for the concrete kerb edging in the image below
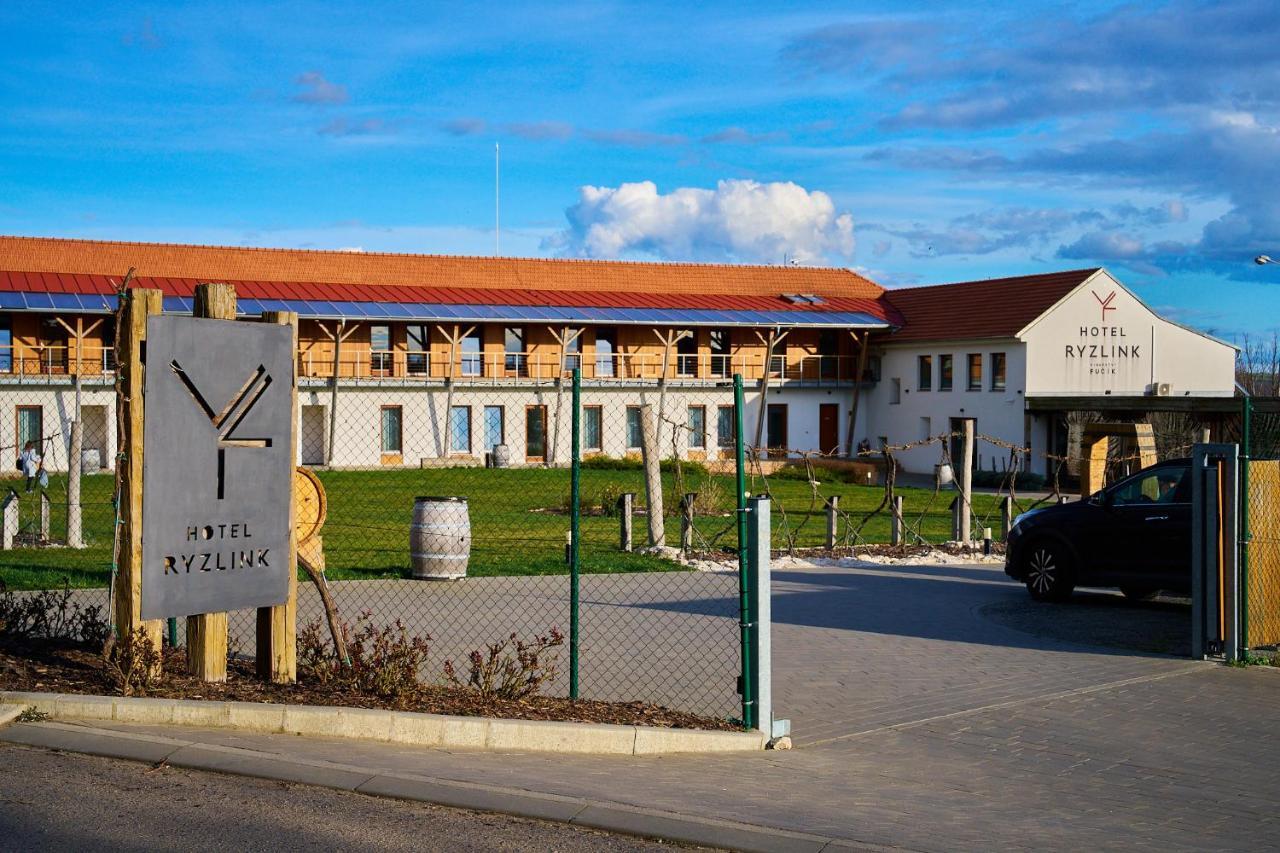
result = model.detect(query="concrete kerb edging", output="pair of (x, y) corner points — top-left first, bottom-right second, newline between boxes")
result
(0, 691), (767, 755)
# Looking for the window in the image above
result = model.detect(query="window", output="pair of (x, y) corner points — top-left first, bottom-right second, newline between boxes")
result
(482, 405), (503, 452)
(584, 405), (603, 452)
(917, 355), (932, 391)
(717, 405), (735, 449)
(406, 325), (429, 376)
(709, 330), (731, 377)
(525, 405), (548, 460)
(595, 327), (617, 378)
(1111, 467), (1190, 506)
(460, 332), (482, 377)
(676, 331), (697, 376)
(626, 406), (643, 450)
(450, 406), (471, 453)
(939, 354), (953, 391)
(504, 327), (525, 376)
(890, 377), (901, 405)
(920, 417), (932, 442)
(991, 352), (1007, 391)
(380, 406), (402, 454)
(16, 406), (42, 454)
(967, 354), (983, 391)
(688, 406), (706, 449)
(0, 317), (11, 372)
(370, 325), (392, 375)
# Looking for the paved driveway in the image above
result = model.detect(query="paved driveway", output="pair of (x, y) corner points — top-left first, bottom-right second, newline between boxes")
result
(25, 560), (1280, 850)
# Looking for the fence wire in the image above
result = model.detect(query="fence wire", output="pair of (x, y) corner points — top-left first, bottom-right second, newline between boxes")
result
(1246, 405), (1280, 649)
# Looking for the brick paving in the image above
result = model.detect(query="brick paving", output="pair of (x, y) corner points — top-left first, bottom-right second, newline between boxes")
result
(22, 561), (1280, 850)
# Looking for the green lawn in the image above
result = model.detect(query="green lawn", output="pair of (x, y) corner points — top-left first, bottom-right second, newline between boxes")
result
(0, 466), (1003, 591)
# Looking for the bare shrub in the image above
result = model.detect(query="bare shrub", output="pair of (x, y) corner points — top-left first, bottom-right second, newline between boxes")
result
(104, 628), (161, 697)
(297, 612), (430, 699)
(442, 628), (565, 700)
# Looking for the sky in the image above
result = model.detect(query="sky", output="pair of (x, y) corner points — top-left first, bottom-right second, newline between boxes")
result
(1, 1), (1278, 339)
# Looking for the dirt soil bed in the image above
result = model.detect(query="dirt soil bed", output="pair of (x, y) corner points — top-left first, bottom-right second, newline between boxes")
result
(0, 639), (739, 732)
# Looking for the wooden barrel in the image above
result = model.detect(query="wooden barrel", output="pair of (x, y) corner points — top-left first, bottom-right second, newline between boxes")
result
(410, 497), (470, 580)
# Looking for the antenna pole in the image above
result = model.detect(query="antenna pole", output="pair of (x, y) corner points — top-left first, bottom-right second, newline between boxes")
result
(495, 143), (500, 256)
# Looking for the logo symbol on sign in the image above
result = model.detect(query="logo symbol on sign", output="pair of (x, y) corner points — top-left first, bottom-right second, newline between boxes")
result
(170, 361), (273, 499)
(1092, 290), (1117, 323)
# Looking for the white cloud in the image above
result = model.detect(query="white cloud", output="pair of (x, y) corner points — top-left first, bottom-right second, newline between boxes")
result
(546, 179), (854, 264)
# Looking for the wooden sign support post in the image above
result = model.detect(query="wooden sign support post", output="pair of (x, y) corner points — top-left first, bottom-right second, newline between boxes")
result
(186, 283), (236, 682)
(113, 287), (165, 661)
(257, 310), (299, 683)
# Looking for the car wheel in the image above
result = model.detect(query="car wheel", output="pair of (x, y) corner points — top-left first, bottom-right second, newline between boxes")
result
(1121, 586), (1158, 602)
(1024, 541), (1075, 602)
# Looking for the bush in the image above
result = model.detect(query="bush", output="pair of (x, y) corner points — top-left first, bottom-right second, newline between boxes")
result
(298, 612), (431, 699)
(579, 455), (641, 471)
(443, 627), (565, 700)
(104, 628), (162, 697)
(766, 464), (818, 482)
(0, 580), (109, 647)
(595, 482), (627, 517)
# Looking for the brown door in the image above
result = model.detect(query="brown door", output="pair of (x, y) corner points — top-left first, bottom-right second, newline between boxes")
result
(819, 404), (839, 455)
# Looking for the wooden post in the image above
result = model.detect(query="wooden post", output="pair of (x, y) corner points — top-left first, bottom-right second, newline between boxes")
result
(186, 282), (235, 683)
(640, 403), (665, 547)
(0, 491), (16, 549)
(256, 310), (299, 683)
(844, 331), (870, 457)
(890, 495), (904, 546)
(619, 492), (634, 552)
(66, 419), (83, 547)
(113, 286), (164, 655)
(436, 324), (474, 458)
(680, 492), (696, 553)
(39, 491), (50, 541)
(753, 329), (777, 454)
(318, 320), (358, 466)
(825, 495), (839, 549)
(1001, 496), (1013, 540)
(959, 418), (975, 543)
(549, 327), (582, 467)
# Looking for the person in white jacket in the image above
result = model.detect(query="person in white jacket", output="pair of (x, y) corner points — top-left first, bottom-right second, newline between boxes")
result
(18, 441), (41, 493)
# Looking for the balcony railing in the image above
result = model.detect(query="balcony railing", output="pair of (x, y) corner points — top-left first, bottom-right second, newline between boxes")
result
(296, 350), (875, 386)
(0, 345), (116, 379)
(0, 344), (876, 387)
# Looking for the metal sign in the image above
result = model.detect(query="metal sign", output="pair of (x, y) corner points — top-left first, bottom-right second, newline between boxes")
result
(141, 315), (294, 620)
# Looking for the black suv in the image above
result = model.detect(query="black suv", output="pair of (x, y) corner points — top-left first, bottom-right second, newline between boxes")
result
(1005, 459), (1192, 601)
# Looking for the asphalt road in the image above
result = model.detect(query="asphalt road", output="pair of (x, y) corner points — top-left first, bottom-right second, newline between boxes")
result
(0, 743), (704, 853)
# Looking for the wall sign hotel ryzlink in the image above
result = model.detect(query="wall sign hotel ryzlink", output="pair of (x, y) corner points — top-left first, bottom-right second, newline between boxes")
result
(141, 315), (294, 620)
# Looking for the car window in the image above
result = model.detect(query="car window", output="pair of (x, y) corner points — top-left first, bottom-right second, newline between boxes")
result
(1111, 467), (1189, 506)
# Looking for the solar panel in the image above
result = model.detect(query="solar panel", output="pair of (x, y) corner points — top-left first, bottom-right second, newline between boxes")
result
(50, 294), (84, 311)
(0, 292), (24, 309)
(23, 292), (53, 309)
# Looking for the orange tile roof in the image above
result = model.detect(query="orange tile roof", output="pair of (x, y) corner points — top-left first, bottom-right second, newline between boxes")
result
(883, 269), (1101, 343)
(0, 235), (885, 300)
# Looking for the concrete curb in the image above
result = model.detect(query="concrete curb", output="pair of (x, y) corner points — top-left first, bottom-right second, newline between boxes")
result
(0, 704), (23, 727)
(0, 690), (766, 755)
(0, 721), (876, 852)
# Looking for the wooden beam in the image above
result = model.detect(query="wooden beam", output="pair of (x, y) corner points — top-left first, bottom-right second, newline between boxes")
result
(113, 285), (164, 659)
(256, 310), (298, 684)
(186, 282), (235, 683)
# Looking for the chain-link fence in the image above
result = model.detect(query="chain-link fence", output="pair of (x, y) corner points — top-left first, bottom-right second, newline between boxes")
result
(1244, 400), (1280, 650)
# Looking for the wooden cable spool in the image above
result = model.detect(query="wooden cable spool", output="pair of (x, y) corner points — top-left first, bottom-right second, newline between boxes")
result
(293, 467), (348, 665)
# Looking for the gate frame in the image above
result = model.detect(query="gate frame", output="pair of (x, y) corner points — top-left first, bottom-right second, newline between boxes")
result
(1191, 443), (1240, 661)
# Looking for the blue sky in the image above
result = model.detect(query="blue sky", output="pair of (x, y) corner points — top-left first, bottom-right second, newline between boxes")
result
(1, 1), (1278, 338)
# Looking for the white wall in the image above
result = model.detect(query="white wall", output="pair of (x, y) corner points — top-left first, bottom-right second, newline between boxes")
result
(0, 382), (118, 474)
(1022, 270), (1236, 397)
(862, 343), (1039, 475)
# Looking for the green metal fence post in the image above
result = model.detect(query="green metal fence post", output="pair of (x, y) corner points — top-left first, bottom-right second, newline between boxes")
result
(1241, 393), (1252, 651)
(733, 373), (755, 729)
(569, 367), (582, 699)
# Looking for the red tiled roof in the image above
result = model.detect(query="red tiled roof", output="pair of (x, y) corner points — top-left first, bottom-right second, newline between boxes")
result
(0, 270), (894, 320)
(0, 235), (885, 301)
(882, 269), (1101, 343)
